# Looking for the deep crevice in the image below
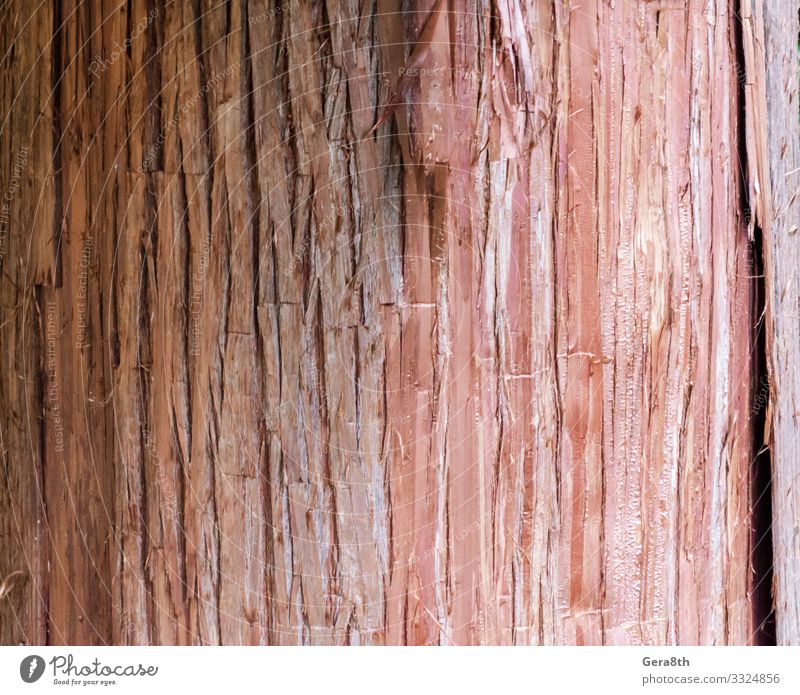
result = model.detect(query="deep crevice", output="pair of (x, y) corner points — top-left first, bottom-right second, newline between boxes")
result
(733, 1), (776, 646)
(749, 224), (776, 646)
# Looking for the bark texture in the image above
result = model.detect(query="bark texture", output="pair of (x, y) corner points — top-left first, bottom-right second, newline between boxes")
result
(763, 0), (800, 647)
(0, 0), (792, 645)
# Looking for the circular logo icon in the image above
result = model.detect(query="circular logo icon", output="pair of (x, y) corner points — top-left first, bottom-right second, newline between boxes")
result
(20, 655), (45, 683)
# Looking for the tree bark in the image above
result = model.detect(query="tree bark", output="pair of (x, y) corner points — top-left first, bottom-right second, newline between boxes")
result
(0, 0), (792, 645)
(763, 0), (800, 646)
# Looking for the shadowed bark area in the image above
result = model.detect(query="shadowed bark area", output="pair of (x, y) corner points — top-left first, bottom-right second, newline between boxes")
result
(0, 0), (790, 645)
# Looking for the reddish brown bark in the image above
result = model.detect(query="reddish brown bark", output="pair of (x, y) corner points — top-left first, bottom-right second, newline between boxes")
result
(0, 0), (791, 645)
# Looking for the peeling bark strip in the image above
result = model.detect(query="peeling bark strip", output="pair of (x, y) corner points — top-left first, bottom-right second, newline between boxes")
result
(763, 0), (800, 647)
(0, 0), (793, 645)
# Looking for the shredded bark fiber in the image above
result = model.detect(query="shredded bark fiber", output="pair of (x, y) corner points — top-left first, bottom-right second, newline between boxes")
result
(0, 0), (795, 645)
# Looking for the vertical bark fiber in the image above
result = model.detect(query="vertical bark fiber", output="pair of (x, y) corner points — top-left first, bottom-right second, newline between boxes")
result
(763, 0), (800, 646)
(0, 0), (790, 645)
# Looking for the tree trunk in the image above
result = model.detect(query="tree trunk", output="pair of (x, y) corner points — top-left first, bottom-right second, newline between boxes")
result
(0, 0), (793, 645)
